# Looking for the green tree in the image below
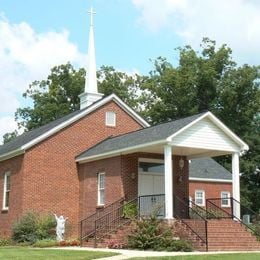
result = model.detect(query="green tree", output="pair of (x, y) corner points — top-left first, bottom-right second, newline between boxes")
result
(2, 130), (18, 144)
(139, 38), (259, 212)
(15, 63), (85, 131)
(139, 38), (235, 124)
(10, 63), (142, 134)
(97, 65), (141, 110)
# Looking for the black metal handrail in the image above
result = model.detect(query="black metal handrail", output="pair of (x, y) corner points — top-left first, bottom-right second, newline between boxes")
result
(80, 197), (124, 245)
(206, 198), (233, 219)
(174, 195), (208, 251)
(206, 197), (260, 237)
(93, 197), (138, 247)
(232, 197), (260, 222)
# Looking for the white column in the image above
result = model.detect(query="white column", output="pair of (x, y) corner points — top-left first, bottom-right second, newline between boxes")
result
(232, 152), (240, 219)
(164, 145), (173, 219)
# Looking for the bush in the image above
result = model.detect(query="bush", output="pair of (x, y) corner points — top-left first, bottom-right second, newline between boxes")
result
(58, 239), (80, 247)
(107, 239), (126, 249)
(128, 215), (193, 251)
(0, 238), (12, 246)
(36, 214), (56, 240)
(249, 220), (260, 241)
(12, 211), (56, 244)
(33, 239), (58, 248)
(123, 202), (138, 219)
(128, 215), (160, 250)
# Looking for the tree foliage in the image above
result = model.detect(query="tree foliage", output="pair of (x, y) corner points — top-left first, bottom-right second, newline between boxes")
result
(15, 63), (85, 131)
(11, 63), (139, 133)
(3, 130), (18, 144)
(2, 38), (259, 212)
(138, 38), (260, 212)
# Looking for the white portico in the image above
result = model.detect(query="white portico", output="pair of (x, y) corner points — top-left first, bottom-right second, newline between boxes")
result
(76, 111), (249, 220)
(162, 112), (247, 219)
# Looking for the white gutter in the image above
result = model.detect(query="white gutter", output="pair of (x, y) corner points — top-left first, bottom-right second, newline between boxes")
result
(189, 177), (232, 183)
(0, 149), (25, 162)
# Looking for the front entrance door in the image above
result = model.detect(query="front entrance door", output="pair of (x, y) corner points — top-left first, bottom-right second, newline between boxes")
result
(138, 159), (165, 216)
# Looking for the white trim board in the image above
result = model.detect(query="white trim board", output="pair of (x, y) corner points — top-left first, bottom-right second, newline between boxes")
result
(22, 94), (149, 151)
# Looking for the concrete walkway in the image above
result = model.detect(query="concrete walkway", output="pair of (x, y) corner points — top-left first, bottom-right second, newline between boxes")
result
(51, 247), (260, 259)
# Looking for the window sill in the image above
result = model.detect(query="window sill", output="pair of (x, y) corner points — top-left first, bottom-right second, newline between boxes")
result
(1, 208), (9, 213)
(96, 205), (104, 209)
(221, 205), (231, 208)
(195, 204), (205, 207)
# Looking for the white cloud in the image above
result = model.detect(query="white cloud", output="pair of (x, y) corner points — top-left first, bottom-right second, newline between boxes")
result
(0, 15), (86, 142)
(0, 117), (17, 144)
(132, 0), (260, 64)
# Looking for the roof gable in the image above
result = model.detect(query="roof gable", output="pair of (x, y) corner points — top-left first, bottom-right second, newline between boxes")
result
(76, 111), (248, 163)
(0, 94), (149, 162)
(76, 112), (207, 162)
(168, 112), (248, 151)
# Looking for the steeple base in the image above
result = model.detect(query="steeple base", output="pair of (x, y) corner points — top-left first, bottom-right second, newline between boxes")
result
(79, 92), (104, 109)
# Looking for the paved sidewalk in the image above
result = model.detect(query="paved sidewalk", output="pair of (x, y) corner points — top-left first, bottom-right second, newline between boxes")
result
(51, 247), (260, 259)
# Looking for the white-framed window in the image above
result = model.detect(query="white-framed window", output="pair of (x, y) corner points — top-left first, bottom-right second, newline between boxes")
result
(98, 172), (105, 206)
(195, 190), (205, 206)
(105, 111), (116, 127)
(2, 172), (11, 210)
(221, 191), (231, 207)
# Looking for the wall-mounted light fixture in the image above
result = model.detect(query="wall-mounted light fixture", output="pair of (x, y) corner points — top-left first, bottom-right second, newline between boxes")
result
(179, 157), (184, 170)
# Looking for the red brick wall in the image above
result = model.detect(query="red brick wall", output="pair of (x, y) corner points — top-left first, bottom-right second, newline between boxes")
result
(189, 181), (232, 212)
(79, 153), (190, 219)
(189, 181), (232, 201)
(0, 155), (24, 237)
(78, 156), (124, 220)
(0, 101), (143, 238)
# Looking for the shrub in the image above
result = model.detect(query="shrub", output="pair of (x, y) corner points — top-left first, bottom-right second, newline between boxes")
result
(128, 215), (160, 250)
(12, 211), (38, 244)
(123, 202), (138, 219)
(127, 215), (192, 251)
(58, 239), (80, 247)
(107, 239), (126, 249)
(0, 238), (12, 246)
(12, 211), (56, 244)
(33, 239), (58, 248)
(36, 214), (56, 240)
(249, 220), (260, 240)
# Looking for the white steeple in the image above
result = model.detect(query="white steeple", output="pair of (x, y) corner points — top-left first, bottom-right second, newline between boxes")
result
(80, 7), (103, 109)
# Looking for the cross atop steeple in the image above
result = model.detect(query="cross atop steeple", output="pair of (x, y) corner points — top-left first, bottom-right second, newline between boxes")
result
(88, 7), (96, 27)
(79, 6), (103, 109)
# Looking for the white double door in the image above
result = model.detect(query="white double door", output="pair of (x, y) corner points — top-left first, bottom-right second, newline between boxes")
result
(138, 172), (165, 216)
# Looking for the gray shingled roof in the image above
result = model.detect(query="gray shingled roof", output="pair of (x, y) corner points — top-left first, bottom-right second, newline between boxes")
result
(76, 112), (207, 160)
(0, 108), (85, 156)
(190, 157), (232, 180)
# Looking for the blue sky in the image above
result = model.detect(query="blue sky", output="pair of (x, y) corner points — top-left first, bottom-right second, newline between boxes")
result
(1, 0), (260, 141)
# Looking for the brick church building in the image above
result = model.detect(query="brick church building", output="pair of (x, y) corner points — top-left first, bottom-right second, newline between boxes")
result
(1, 9), (258, 251)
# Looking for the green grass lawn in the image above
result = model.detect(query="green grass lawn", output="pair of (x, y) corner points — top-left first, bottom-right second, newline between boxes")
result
(130, 253), (260, 260)
(0, 247), (119, 260)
